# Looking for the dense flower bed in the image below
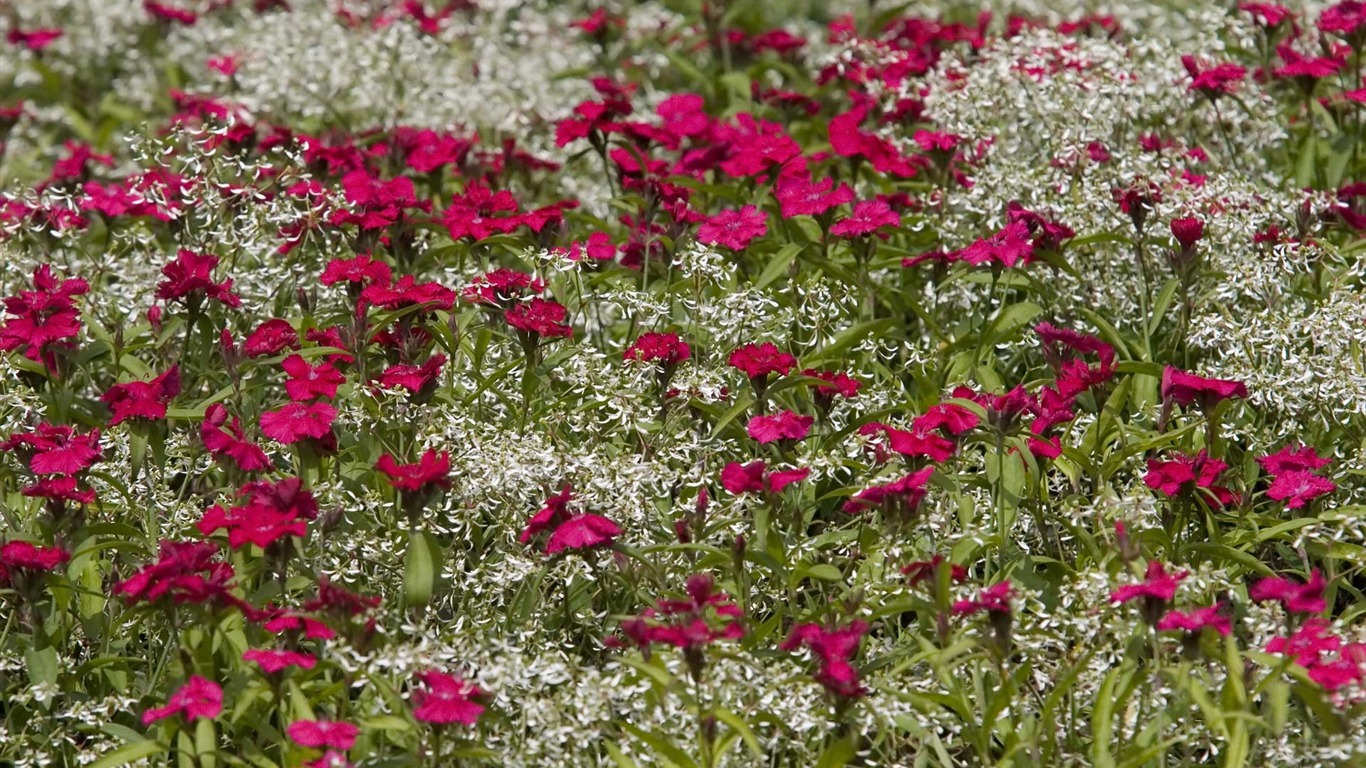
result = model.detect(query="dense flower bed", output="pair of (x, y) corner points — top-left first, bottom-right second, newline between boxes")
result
(1, 1), (1366, 766)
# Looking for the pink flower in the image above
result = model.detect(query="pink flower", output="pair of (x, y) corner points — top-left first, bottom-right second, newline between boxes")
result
(0, 540), (70, 585)
(102, 366), (181, 426)
(506, 298), (572, 339)
(282, 355), (345, 401)
(142, 676), (223, 725)
(624, 332), (691, 367)
(156, 250), (241, 308)
(779, 620), (869, 700)
(243, 648), (317, 674)
(1180, 56), (1247, 98)
(842, 467), (934, 518)
(375, 450), (451, 493)
(697, 205), (767, 250)
(519, 486), (620, 555)
(955, 221), (1035, 268)
(1258, 445), (1331, 475)
(1250, 570), (1328, 614)
(3, 423), (102, 475)
(746, 410), (813, 444)
(0, 264), (89, 376)
(829, 200), (900, 237)
(953, 582), (1013, 616)
(1112, 562), (1190, 623)
(200, 404), (272, 473)
(1267, 470), (1336, 509)
(244, 319), (300, 358)
(1160, 366), (1247, 411)
(1157, 605), (1231, 637)
(260, 402), (337, 444)
(720, 461), (809, 495)
(288, 720), (358, 750)
(412, 670), (487, 726)
(728, 342), (795, 380)
(775, 175), (854, 218)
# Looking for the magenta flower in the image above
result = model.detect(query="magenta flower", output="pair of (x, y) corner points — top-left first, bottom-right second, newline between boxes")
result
(200, 404), (272, 473)
(243, 318), (299, 358)
(697, 205), (768, 250)
(720, 460), (809, 495)
(623, 332), (691, 367)
(243, 648), (317, 674)
(0, 264), (89, 376)
(746, 410), (813, 444)
(1111, 561), (1189, 605)
(376, 450), (451, 493)
(412, 670), (487, 726)
(282, 355), (345, 402)
(0, 540), (70, 585)
(728, 342), (795, 381)
(1267, 470), (1336, 509)
(505, 298), (572, 339)
(1160, 366), (1247, 411)
(842, 467), (934, 518)
(1258, 445), (1331, 475)
(519, 486), (620, 555)
(142, 676), (223, 726)
(288, 720), (358, 750)
(829, 199), (900, 238)
(1157, 605), (1232, 637)
(953, 582), (1013, 616)
(1250, 570), (1328, 614)
(775, 175), (854, 218)
(260, 402), (337, 444)
(102, 366), (180, 426)
(156, 250), (241, 308)
(779, 620), (869, 701)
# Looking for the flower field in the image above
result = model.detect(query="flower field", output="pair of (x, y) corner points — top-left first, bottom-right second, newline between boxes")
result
(3, 0), (1366, 765)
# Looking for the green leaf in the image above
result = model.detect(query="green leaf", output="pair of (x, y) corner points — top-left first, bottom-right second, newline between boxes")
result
(800, 563), (844, 582)
(814, 737), (857, 768)
(712, 708), (762, 758)
(25, 644), (59, 688)
(88, 741), (167, 768)
(403, 529), (442, 608)
(1296, 133), (1318, 189)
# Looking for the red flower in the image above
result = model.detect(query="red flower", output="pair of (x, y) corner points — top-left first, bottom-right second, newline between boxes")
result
(506, 298), (572, 339)
(142, 676), (223, 726)
(1180, 56), (1247, 98)
(857, 422), (956, 463)
(1258, 445), (1331, 475)
(843, 467), (933, 517)
(243, 648), (317, 674)
(375, 354), (445, 396)
(697, 205), (768, 250)
(1144, 451), (1238, 506)
(1157, 605), (1231, 637)
(197, 477), (316, 550)
(720, 460), (809, 495)
(956, 221), (1035, 268)
(6, 27), (63, 51)
(902, 555), (967, 587)
(282, 355), (345, 401)
(1160, 366), (1247, 411)
(716, 113), (800, 177)
(201, 404), (272, 473)
(376, 450), (451, 493)
(102, 366), (180, 426)
(623, 332), (691, 367)
(114, 540), (240, 606)
(912, 403), (980, 437)
(775, 175), (854, 218)
(0, 540), (70, 585)
(1111, 561), (1189, 606)
(244, 319), (300, 358)
(461, 268), (545, 307)
(728, 342), (795, 380)
(321, 255), (392, 289)
(0, 264), (89, 375)
(746, 410), (813, 444)
(1250, 570), (1328, 614)
(1267, 470), (1336, 509)
(2, 423), (102, 475)
(953, 581), (1013, 616)
(779, 620), (869, 700)
(1320, 1), (1366, 38)
(361, 275), (455, 313)
(260, 402), (337, 444)
(156, 250), (241, 308)
(441, 182), (526, 241)
(829, 199), (900, 238)
(412, 670), (486, 726)
(288, 720), (358, 750)
(518, 486), (620, 555)
(614, 574), (745, 686)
